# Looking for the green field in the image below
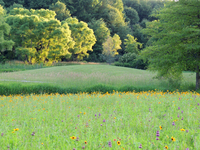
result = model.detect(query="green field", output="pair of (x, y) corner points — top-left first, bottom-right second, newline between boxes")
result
(0, 64), (199, 149)
(0, 91), (199, 149)
(0, 65), (196, 94)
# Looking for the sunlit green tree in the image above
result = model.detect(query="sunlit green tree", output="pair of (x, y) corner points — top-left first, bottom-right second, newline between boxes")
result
(64, 17), (96, 60)
(7, 8), (74, 64)
(102, 34), (121, 64)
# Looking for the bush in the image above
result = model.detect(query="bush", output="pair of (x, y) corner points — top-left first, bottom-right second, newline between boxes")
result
(115, 53), (148, 69)
(0, 82), (194, 96)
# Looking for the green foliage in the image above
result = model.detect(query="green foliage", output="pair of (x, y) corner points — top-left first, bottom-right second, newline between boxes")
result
(6, 2), (24, 13)
(64, 17), (96, 60)
(101, 4), (125, 28)
(124, 6), (139, 25)
(124, 34), (142, 54)
(102, 34), (121, 64)
(87, 18), (110, 61)
(123, 0), (163, 21)
(0, 5), (15, 63)
(88, 18), (110, 44)
(7, 8), (75, 64)
(0, 81), (196, 96)
(0, 0), (4, 6)
(141, 0), (200, 89)
(115, 53), (147, 69)
(49, 1), (71, 21)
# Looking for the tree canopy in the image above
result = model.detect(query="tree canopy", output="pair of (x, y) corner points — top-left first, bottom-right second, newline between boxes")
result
(141, 0), (200, 89)
(64, 17), (96, 60)
(0, 0), (164, 68)
(7, 8), (74, 64)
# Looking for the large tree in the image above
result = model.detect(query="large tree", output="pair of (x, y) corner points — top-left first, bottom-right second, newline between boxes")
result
(141, 0), (200, 90)
(7, 8), (74, 64)
(64, 17), (96, 60)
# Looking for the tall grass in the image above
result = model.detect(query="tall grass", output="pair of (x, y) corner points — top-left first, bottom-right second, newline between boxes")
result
(0, 91), (199, 149)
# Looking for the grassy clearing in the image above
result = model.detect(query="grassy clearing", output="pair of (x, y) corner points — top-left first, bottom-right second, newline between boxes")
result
(0, 65), (196, 93)
(0, 91), (199, 149)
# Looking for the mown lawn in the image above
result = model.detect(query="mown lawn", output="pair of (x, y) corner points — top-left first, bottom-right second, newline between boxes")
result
(0, 91), (199, 149)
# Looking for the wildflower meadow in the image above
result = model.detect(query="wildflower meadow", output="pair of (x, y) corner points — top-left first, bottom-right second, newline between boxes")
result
(0, 91), (199, 149)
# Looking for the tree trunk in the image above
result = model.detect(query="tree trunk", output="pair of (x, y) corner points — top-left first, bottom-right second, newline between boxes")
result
(196, 65), (200, 90)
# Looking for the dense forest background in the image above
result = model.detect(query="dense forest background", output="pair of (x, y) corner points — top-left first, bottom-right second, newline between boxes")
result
(0, 0), (164, 68)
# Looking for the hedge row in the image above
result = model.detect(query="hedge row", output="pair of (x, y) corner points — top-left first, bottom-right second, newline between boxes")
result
(0, 83), (184, 96)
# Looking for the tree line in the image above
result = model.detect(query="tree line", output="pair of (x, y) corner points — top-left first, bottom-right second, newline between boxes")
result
(0, 0), (164, 67)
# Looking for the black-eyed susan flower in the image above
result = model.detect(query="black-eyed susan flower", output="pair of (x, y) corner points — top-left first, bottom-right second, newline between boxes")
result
(171, 136), (176, 142)
(159, 126), (162, 130)
(70, 136), (76, 140)
(84, 141), (87, 144)
(41, 143), (44, 145)
(14, 128), (19, 131)
(180, 128), (185, 131)
(165, 146), (168, 149)
(117, 141), (121, 145)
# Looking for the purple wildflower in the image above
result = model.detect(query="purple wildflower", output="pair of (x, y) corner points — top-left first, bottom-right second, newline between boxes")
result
(31, 132), (35, 136)
(179, 97), (181, 100)
(186, 130), (189, 133)
(82, 146), (85, 149)
(73, 148), (76, 150)
(177, 114), (179, 118)
(181, 111), (183, 113)
(101, 124), (102, 126)
(95, 114), (97, 116)
(149, 108), (151, 112)
(103, 119), (106, 122)
(108, 141), (112, 147)
(156, 137), (159, 140)
(178, 107), (180, 110)
(77, 115), (79, 117)
(186, 148), (189, 150)
(172, 122), (175, 126)
(181, 117), (184, 120)
(139, 144), (142, 148)
(99, 113), (101, 117)
(61, 120), (63, 122)
(198, 103), (199, 106)
(156, 131), (160, 137)
(1, 133), (3, 136)
(76, 137), (79, 141)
